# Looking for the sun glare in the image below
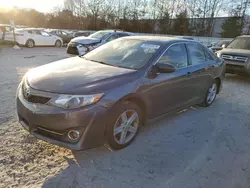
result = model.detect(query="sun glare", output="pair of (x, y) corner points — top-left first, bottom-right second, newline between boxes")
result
(0, 0), (63, 12)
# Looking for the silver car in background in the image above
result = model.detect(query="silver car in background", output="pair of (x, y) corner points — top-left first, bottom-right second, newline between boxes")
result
(67, 30), (134, 55)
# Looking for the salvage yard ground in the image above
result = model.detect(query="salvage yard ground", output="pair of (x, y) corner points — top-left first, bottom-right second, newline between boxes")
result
(1, 47), (250, 188)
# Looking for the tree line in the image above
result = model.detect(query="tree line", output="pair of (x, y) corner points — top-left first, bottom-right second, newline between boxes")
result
(0, 0), (249, 38)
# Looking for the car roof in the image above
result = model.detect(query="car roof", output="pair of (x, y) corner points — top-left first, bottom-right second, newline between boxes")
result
(122, 35), (198, 44)
(98, 30), (133, 35)
(16, 28), (41, 31)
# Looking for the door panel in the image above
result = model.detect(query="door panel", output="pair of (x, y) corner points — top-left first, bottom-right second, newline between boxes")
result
(41, 31), (53, 45)
(186, 43), (215, 99)
(146, 43), (195, 118)
(33, 34), (44, 45)
(29, 30), (43, 45)
(147, 68), (194, 118)
(186, 63), (213, 101)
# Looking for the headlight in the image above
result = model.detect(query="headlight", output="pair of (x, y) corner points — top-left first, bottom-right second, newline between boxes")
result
(215, 51), (221, 57)
(48, 93), (104, 109)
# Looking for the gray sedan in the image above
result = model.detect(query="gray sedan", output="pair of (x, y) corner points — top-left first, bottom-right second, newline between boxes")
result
(16, 36), (225, 150)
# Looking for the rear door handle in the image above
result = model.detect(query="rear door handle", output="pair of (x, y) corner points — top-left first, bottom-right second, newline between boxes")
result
(208, 64), (216, 68)
(186, 72), (192, 77)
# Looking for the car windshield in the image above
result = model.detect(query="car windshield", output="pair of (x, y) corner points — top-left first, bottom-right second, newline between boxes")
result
(84, 39), (163, 70)
(88, 31), (111, 39)
(227, 37), (250, 50)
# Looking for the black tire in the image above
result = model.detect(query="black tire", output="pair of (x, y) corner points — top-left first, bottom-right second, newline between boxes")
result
(201, 80), (218, 107)
(55, 40), (62, 47)
(26, 39), (35, 48)
(107, 101), (142, 150)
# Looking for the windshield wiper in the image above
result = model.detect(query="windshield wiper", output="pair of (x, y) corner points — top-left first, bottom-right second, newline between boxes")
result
(82, 57), (136, 70)
(83, 57), (110, 65)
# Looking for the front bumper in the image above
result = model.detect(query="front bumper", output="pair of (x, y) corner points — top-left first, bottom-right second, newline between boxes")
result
(16, 85), (108, 150)
(225, 63), (250, 74)
(222, 59), (250, 74)
(67, 46), (79, 55)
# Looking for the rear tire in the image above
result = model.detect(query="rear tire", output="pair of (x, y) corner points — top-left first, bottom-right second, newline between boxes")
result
(55, 40), (62, 47)
(201, 80), (218, 107)
(26, 39), (35, 48)
(107, 101), (142, 150)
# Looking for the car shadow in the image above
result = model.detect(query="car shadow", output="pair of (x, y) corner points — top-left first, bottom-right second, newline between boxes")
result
(225, 74), (250, 83)
(41, 106), (216, 188)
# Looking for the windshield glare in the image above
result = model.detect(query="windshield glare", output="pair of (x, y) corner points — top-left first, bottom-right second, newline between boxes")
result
(84, 39), (162, 69)
(227, 37), (250, 50)
(215, 40), (229, 47)
(89, 31), (110, 39)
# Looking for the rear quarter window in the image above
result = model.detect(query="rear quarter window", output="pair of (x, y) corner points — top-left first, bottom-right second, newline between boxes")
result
(203, 46), (218, 61)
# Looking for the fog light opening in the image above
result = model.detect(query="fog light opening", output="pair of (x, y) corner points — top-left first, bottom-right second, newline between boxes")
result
(68, 130), (80, 141)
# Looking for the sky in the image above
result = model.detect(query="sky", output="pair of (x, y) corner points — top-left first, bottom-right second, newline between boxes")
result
(0, 0), (64, 12)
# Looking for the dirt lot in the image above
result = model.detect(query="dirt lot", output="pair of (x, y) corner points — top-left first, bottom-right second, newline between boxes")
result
(1, 47), (250, 188)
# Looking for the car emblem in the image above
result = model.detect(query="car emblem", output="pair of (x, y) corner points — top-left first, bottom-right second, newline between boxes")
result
(24, 87), (31, 98)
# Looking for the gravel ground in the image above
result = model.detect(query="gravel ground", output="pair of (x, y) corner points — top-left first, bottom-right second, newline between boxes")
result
(1, 47), (250, 188)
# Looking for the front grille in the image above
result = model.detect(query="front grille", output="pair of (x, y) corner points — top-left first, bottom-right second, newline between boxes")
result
(226, 64), (244, 69)
(221, 54), (248, 63)
(25, 95), (50, 104)
(67, 46), (79, 55)
(22, 84), (51, 104)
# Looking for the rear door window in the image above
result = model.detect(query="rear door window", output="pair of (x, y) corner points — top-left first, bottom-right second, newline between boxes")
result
(204, 47), (216, 61)
(186, 43), (206, 65)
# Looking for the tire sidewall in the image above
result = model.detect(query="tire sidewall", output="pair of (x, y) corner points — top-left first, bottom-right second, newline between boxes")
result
(107, 101), (142, 150)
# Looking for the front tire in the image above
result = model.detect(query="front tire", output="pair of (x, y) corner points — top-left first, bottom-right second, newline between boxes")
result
(202, 80), (218, 107)
(107, 101), (142, 150)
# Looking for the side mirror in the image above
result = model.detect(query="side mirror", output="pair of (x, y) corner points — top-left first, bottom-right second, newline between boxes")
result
(156, 63), (176, 73)
(222, 44), (226, 48)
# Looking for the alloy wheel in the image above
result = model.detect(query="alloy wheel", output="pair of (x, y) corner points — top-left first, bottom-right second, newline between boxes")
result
(55, 40), (61, 47)
(207, 83), (217, 104)
(27, 40), (34, 48)
(113, 110), (139, 145)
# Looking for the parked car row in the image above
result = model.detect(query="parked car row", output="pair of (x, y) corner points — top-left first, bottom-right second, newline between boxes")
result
(1, 27), (96, 47)
(4, 28), (63, 47)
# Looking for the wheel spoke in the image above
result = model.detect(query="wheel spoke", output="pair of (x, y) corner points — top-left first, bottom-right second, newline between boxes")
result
(114, 126), (124, 136)
(127, 125), (137, 134)
(212, 84), (216, 91)
(120, 130), (127, 144)
(207, 84), (217, 104)
(113, 110), (139, 145)
(121, 112), (128, 124)
(127, 112), (137, 125)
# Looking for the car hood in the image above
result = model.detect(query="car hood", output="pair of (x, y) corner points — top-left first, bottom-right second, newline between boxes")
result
(218, 48), (250, 57)
(71, 36), (101, 45)
(27, 57), (137, 94)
